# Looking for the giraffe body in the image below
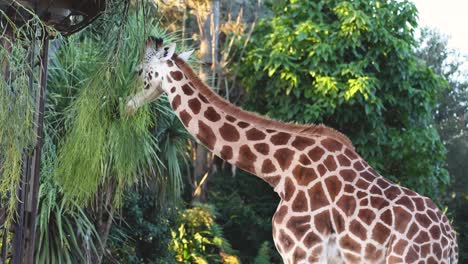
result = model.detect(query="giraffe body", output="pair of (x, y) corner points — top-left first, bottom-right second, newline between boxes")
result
(127, 40), (458, 264)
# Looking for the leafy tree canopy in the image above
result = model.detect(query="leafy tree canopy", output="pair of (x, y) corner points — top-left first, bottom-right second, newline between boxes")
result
(238, 0), (448, 198)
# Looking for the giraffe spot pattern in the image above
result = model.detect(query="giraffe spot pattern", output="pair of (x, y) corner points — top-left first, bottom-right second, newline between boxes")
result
(286, 215), (310, 239)
(179, 110), (192, 127)
(350, 220), (367, 240)
(236, 145), (257, 173)
(323, 155), (337, 171)
(314, 210), (332, 235)
(167, 60), (173, 67)
(170, 87), (176, 93)
(284, 178), (295, 201)
(167, 75), (173, 83)
(278, 230), (294, 253)
(324, 176), (342, 200)
(204, 107), (221, 122)
(336, 195), (356, 217)
(291, 191), (308, 212)
(372, 222), (390, 244)
(308, 146), (325, 162)
(254, 143), (269, 155)
(220, 145), (233, 160)
(291, 136), (315, 150)
(261, 159), (276, 174)
(292, 247), (306, 262)
(182, 84), (194, 95)
(358, 208), (376, 226)
(171, 95), (181, 110)
(237, 121), (249, 128)
(273, 148), (295, 171)
(321, 138), (343, 152)
(303, 231), (321, 248)
(197, 120), (216, 150)
(170, 71), (183, 81)
(273, 205), (288, 224)
(340, 234), (361, 252)
(246, 128), (266, 141)
(225, 115), (236, 122)
(264, 175), (281, 188)
(199, 93), (209, 103)
(219, 123), (240, 142)
(270, 132), (291, 145)
(292, 165), (317, 186)
(188, 98), (201, 114)
(298, 154), (311, 165)
(308, 183), (329, 210)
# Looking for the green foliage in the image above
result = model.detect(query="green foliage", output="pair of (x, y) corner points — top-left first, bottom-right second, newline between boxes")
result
(208, 170), (281, 262)
(51, 12), (183, 205)
(170, 203), (239, 264)
(104, 190), (176, 264)
(238, 0), (449, 199)
(35, 133), (101, 264)
(253, 241), (273, 264)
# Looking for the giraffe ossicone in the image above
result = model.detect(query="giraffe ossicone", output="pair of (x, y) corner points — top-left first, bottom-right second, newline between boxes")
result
(126, 38), (458, 264)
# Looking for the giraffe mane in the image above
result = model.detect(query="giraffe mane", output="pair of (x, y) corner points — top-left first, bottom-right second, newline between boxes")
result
(172, 54), (355, 151)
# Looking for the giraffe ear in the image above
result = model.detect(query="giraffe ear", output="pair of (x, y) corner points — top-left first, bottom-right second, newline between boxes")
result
(178, 50), (194, 62)
(160, 43), (176, 61)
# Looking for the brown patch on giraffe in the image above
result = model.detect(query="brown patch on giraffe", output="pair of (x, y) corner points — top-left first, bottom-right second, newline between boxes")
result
(273, 148), (295, 171)
(336, 195), (356, 217)
(350, 220), (367, 240)
(337, 154), (351, 166)
(246, 128), (266, 141)
(273, 205), (288, 224)
(170, 71), (183, 81)
(179, 110), (192, 127)
(405, 247), (419, 263)
(220, 146), (233, 160)
(236, 145), (257, 173)
(254, 143), (269, 155)
(432, 243), (442, 259)
(429, 225), (441, 240)
(357, 191), (367, 199)
(292, 191), (308, 212)
(261, 159), (275, 174)
(395, 196), (415, 211)
(340, 169), (357, 182)
(365, 243), (382, 262)
(345, 148), (358, 160)
(278, 230), (294, 253)
(303, 231), (321, 248)
(264, 175), (280, 188)
(381, 209), (393, 226)
(332, 208), (345, 233)
(427, 210), (438, 222)
(358, 208), (376, 226)
(387, 256), (403, 263)
(370, 196), (390, 209)
(317, 164), (327, 176)
(353, 160), (365, 171)
(406, 222), (419, 240)
(393, 239), (408, 255)
(182, 84), (194, 95)
(361, 171), (376, 182)
(370, 185), (383, 195)
(427, 256), (438, 264)
(344, 184), (354, 193)
(415, 213), (432, 228)
(171, 95), (181, 110)
(372, 222), (390, 244)
(394, 207), (412, 233)
(344, 253), (360, 263)
(167, 60), (174, 67)
(384, 186), (402, 200)
(286, 215), (310, 240)
(292, 165), (317, 186)
(225, 115), (236, 122)
(219, 123), (240, 142)
(356, 179), (370, 190)
(237, 121), (249, 128)
(308, 183), (329, 210)
(167, 75), (173, 83)
(340, 234), (361, 252)
(291, 136), (315, 151)
(323, 155), (338, 171)
(266, 128), (276, 133)
(413, 197), (425, 211)
(376, 178), (390, 189)
(324, 176), (342, 200)
(197, 121), (216, 150)
(293, 247), (307, 262)
(299, 154), (311, 165)
(170, 87), (176, 93)
(403, 188), (418, 197)
(204, 106), (221, 122)
(414, 230), (430, 244)
(188, 98), (201, 114)
(271, 132), (291, 145)
(308, 146), (325, 162)
(314, 210), (332, 235)
(321, 138), (343, 152)
(284, 178), (295, 201)
(198, 93), (209, 103)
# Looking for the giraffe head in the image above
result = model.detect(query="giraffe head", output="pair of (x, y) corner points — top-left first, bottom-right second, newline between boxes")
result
(126, 39), (193, 115)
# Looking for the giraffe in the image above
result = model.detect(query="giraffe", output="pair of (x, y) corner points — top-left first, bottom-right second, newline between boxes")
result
(126, 38), (458, 264)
